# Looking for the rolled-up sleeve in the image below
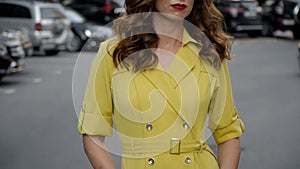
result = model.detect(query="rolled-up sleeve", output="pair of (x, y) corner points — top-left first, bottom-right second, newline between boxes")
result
(78, 40), (115, 136)
(211, 61), (245, 144)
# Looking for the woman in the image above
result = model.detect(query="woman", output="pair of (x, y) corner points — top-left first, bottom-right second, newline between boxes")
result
(78, 0), (245, 168)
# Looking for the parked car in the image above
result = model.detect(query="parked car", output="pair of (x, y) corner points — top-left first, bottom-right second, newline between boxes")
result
(64, 7), (113, 52)
(215, 0), (264, 37)
(0, 27), (33, 57)
(0, 29), (25, 73)
(0, 0), (72, 55)
(261, 0), (300, 39)
(66, 0), (125, 24)
(0, 41), (12, 82)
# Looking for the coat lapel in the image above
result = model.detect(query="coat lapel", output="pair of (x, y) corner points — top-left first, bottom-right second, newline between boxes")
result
(140, 47), (200, 126)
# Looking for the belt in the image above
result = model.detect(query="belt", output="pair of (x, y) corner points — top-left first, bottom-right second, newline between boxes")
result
(121, 138), (209, 155)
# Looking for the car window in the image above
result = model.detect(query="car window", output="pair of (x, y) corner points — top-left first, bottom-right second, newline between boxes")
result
(40, 7), (66, 19)
(0, 3), (31, 18)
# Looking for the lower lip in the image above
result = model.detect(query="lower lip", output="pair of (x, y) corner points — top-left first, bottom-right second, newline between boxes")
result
(171, 4), (187, 10)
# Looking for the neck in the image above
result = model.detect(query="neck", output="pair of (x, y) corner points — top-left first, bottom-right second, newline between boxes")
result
(152, 13), (184, 50)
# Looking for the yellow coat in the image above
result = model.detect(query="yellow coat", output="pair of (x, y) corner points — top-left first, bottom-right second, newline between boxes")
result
(78, 30), (245, 169)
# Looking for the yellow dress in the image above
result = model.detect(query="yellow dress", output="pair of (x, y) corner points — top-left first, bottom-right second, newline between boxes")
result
(78, 29), (245, 169)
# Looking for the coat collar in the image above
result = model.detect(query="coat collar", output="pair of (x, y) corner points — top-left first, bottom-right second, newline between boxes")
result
(182, 28), (203, 47)
(114, 28), (203, 83)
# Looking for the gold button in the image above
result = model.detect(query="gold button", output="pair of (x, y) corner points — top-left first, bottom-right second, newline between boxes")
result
(183, 122), (189, 129)
(148, 158), (155, 165)
(185, 157), (192, 164)
(146, 124), (153, 131)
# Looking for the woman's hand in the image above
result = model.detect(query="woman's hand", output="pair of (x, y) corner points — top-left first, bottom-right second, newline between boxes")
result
(217, 137), (241, 169)
(83, 135), (117, 169)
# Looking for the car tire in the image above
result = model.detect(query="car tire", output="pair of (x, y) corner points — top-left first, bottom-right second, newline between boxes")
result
(66, 35), (82, 52)
(45, 50), (59, 56)
(261, 21), (274, 37)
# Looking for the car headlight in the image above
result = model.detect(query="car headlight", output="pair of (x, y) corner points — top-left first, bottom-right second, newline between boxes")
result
(84, 29), (92, 37)
(0, 45), (8, 57)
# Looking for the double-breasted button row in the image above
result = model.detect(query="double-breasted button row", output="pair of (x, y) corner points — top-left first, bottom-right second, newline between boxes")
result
(147, 157), (192, 165)
(146, 122), (189, 131)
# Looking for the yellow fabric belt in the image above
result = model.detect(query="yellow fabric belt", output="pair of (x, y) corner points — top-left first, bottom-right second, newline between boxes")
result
(120, 138), (210, 156)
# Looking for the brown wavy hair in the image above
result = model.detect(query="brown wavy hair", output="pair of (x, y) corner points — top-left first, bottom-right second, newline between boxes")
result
(111, 0), (233, 71)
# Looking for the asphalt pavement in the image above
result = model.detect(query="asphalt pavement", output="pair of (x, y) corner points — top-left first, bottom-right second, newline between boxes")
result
(0, 36), (299, 169)
(230, 37), (300, 169)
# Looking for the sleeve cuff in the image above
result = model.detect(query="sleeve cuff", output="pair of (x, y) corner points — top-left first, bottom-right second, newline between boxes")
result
(78, 112), (113, 136)
(213, 117), (245, 144)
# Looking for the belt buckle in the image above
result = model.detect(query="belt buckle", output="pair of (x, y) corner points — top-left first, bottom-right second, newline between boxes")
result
(170, 138), (181, 155)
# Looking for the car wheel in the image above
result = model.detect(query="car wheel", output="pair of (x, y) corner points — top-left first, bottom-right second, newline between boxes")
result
(66, 35), (82, 52)
(45, 50), (59, 56)
(261, 22), (274, 37)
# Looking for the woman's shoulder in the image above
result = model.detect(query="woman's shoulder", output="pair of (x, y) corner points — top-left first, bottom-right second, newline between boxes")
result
(98, 37), (119, 55)
(90, 37), (119, 71)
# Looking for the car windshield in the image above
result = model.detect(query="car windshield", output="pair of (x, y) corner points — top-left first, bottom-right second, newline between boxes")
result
(65, 9), (86, 23)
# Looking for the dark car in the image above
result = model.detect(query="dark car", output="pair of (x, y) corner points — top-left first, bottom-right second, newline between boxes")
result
(261, 0), (300, 39)
(65, 0), (125, 24)
(0, 29), (25, 73)
(0, 41), (12, 82)
(215, 0), (264, 37)
(64, 7), (113, 52)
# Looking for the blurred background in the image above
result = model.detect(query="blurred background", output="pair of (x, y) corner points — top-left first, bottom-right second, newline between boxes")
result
(0, 0), (299, 168)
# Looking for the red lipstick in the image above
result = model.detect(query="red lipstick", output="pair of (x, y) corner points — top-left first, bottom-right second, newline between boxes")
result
(171, 4), (187, 10)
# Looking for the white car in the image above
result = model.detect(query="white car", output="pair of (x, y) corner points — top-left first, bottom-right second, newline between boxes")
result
(0, 1), (73, 55)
